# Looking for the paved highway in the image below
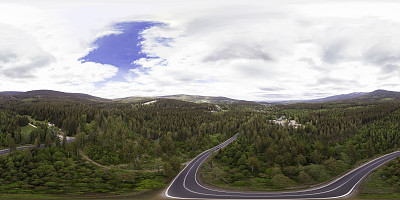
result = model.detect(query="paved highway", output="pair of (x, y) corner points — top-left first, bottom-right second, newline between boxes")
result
(166, 133), (400, 199)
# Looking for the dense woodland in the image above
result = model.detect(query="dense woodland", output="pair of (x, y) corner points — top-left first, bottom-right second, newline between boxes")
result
(378, 157), (400, 191)
(1, 92), (400, 195)
(0, 95), (252, 194)
(0, 146), (165, 194)
(201, 100), (400, 190)
(358, 157), (400, 199)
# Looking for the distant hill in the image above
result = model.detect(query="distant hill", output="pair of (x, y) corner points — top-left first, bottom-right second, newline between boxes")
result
(354, 89), (400, 101)
(0, 91), (22, 98)
(0, 90), (109, 102)
(0, 91), (252, 105)
(159, 94), (243, 104)
(274, 89), (400, 104)
(117, 94), (246, 104)
(304, 92), (367, 103)
(0, 91), (23, 95)
(116, 96), (156, 103)
(2, 89), (398, 104)
(295, 89), (400, 103)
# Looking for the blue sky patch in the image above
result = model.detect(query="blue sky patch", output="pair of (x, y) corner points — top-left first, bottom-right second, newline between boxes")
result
(79, 21), (168, 84)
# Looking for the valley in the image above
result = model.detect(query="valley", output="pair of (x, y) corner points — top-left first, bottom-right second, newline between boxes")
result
(0, 90), (400, 199)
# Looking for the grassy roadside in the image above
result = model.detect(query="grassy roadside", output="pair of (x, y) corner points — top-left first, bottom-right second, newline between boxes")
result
(198, 152), (389, 192)
(0, 193), (65, 199)
(198, 150), (400, 200)
(0, 189), (165, 200)
(20, 124), (36, 134)
(356, 168), (400, 199)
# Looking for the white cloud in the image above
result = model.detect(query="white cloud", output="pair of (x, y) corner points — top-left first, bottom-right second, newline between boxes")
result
(0, 2), (118, 93)
(118, 1), (400, 101)
(0, 24), (54, 79)
(2, 0), (400, 100)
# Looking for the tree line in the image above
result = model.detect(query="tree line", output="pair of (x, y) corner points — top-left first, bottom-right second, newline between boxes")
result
(201, 100), (400, 189)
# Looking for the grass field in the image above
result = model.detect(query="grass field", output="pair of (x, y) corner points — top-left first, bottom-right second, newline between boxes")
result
(0, 189), (167, 200)
(0, 193), (64, 199)
(20, 124), (36, 133)
(356, 168), (400, 199)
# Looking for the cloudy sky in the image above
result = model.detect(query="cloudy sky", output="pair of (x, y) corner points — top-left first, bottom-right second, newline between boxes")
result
(1, 0), (400, 101)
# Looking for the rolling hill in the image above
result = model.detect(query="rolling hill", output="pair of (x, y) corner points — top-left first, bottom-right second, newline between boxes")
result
(0, 90), (110, 102)
(159, 94), (241, 104)
(304, 92), (367, 103)
(313, 89), (400, 102)
(118, 94), (250, 104)
(277, 89), (400, 104)
(2, 89), (399, 104)
(355, 89), (400, 101)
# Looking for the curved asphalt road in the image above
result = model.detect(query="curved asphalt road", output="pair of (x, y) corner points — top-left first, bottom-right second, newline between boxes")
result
(166, 133), (400, 199)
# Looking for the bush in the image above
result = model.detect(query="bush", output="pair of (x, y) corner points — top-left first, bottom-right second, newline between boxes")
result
(323, 158), (347, 175)
(272, 174), (296, 188)
(136, 179), (166, 191)
(233, 172), (245, 181)
(297, 171), (313, 184)
(282, 166), (299, 179)
(232, 180), (250, 187)
(44, 181), (59, 188)
(304, 164), (329, 182)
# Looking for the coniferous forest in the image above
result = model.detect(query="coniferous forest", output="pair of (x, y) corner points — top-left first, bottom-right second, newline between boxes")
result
(0, 93), (251, 196)
(201, 101), (400, 190)
(0, 90), (400, 198)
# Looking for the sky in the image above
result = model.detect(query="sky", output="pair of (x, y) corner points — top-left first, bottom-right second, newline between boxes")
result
(1, 0), (400, 101)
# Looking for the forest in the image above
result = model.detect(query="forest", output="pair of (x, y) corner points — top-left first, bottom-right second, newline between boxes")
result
(200, 100), (400, 190)
(358, 157), (400, 199)
(0, 92), (399, 197)
(0, 95), (253, 195)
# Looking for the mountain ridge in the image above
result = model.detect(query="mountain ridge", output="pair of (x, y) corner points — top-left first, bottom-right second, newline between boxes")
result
(278, 89), (400, 104)
(1, 89), (399, 104)
(0, 90), (109, 102)
(303, 92), (367, 103)
(159, 94), (241, 104)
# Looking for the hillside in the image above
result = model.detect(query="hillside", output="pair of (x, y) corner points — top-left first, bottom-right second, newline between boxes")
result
(159, 94), (242, 104)
(1, 88), (400, 198)
(355, 89), (400, 101)
(0, 91), (255, 105)
(0, 91), (21, 98)
(116, 96), (155, 103)
(320, 89), (400, 102)
(118, 94), (248, 104)
(2, 89), (399, 105)
(277, 89), (400, 104)
(0, 90), (110, 102)
(304, 92), (367, 103)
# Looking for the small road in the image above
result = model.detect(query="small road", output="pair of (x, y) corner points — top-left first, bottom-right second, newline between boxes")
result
(0, 137), (75, 156)
(165, 133), (400, 199)
(1, 122), (74, 156)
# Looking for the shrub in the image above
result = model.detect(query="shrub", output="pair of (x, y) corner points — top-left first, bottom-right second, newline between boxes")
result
(304, 164), (329, 182)
(272, 174), (296, 188)
(136, 179), (165, 191)
(44, 181), (59, 188)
